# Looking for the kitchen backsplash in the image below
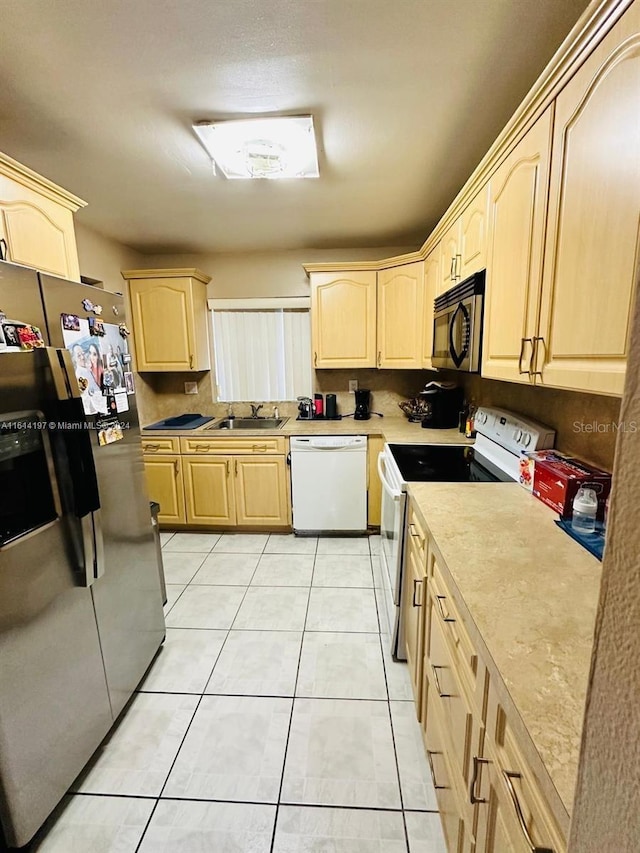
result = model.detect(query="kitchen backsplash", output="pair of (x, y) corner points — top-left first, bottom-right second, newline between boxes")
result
(136, 367), (620, 471)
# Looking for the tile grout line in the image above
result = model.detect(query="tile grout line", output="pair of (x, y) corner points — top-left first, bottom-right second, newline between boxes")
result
(268, 536), (318, 853)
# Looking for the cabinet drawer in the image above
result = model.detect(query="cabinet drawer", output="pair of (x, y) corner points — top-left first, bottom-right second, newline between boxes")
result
(485, 688), (566, 852)
(428, 604), (475, 798)
(141, 436), (180, 454)
(406, 502), (428, 563)
(181, 436), (287, 455)
(431, 560), (487, 715)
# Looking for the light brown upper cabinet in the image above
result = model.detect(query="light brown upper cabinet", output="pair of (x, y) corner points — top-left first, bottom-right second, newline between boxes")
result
(535, 2), (640, 397)
(310, 270), (377, 368)
(0, 153), (83, 281)
(438, 185), (489, 295)
(482, 108), (553, 385)
(123, 268), (211, 372)
(422, 245), (440, 368)
(377, 261), (425, 368)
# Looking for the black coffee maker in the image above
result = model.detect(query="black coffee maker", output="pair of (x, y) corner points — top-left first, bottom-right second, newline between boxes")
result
(354, 389), (371, 420)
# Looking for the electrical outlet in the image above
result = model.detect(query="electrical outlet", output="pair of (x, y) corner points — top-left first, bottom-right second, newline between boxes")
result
(348, 379), (358, 392)
(184, 381), (198, 395)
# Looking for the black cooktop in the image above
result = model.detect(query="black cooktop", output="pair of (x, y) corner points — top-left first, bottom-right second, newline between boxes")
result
(388, 444), (514, 483)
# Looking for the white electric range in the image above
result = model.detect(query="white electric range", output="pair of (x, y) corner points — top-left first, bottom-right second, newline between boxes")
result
(377, 407), (555, 659)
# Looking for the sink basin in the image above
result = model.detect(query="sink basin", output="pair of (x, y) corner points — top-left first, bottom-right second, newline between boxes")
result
(209, 417), (288, 430)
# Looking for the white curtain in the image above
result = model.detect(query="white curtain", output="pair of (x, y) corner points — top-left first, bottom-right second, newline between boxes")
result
(212, 309), (312, 401)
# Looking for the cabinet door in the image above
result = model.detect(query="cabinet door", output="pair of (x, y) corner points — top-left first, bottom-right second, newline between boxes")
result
(440, 219), (462, 294)
(377, 261), (424, 368)
(422, 245), (440, 368)
(183, 455), (236, 525)
(537, 3), (640, 396)
(0, 193), (80, 280)
(474, 758), (531, 853)
(482, 108), (553, 384)
(403, 538), (426, 712)
(129, 277), (206, 372)
(143, 454), (186, 525)
(311, 271), (377, 368)
(459, 184), (489, 280)
(235, 456), (290, 527)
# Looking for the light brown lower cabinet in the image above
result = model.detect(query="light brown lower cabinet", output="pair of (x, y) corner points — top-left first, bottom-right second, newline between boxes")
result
(143, 436), (291, 529)
(142, 454), (186, 525)
(408, 496), (565, 853)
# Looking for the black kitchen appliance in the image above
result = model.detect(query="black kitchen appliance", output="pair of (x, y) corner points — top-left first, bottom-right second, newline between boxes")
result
(325, 393), (338, 419)
(419, 382), (463, 429)
(354, 388), (371, 420)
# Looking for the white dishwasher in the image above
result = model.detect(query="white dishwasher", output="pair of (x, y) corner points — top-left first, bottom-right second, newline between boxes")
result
(290, 435), (367, 533)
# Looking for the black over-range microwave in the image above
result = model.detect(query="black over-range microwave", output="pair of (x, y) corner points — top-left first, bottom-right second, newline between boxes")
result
(432, 270), (485, 372)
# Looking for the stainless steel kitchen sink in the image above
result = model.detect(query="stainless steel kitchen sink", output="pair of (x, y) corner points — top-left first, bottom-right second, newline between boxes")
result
(208, 417), (288, 430)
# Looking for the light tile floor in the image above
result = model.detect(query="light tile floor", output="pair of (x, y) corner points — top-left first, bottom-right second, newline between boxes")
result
(30, 532), (446, 853)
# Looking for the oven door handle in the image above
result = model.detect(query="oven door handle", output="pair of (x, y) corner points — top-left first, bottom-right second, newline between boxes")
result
(377, 452), (402, 500)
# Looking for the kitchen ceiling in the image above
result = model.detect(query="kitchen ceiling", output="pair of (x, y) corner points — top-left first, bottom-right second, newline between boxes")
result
(0, 0), (591, 254)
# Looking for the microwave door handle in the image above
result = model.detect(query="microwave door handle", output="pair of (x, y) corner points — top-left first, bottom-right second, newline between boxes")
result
(377, 452), (402, 500)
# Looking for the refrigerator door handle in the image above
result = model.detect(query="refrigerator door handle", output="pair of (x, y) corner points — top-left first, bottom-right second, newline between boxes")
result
(42, 347), (81, 401)
(79, 514), (97, 587)
(92, 509), (105, 579)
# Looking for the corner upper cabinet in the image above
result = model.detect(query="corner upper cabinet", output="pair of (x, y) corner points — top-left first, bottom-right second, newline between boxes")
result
(536, 2), (640, 396)
(309, 270), (377, 368)
(123, 268), (211, 372)
(482, 108), (553, 385)
(438, 184), (489, 294)
(377, 261), (425, 368)
(422, 244), (440, 368)
(0, 152), (84, 280)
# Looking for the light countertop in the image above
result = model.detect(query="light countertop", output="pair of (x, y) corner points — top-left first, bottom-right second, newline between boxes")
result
(142, 415), (472, 445)
(408, 481), (602, 826)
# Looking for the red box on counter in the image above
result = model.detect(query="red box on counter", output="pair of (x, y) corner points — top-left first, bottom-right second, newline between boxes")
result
(531, 453), (611, 519)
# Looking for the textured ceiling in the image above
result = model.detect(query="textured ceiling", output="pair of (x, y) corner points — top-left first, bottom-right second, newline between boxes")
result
(0, 0), (591, 253)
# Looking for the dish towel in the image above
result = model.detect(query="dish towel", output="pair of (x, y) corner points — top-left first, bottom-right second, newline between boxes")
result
(554, 518), (605, 561)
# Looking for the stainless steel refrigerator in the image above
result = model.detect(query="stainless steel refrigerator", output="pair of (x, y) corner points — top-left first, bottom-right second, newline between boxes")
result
(0, 261), (165, 848)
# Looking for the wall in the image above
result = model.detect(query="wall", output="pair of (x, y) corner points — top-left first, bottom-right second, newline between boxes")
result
(568, 279), (640, 851)
(74, 221), (142, 293)
(137, 247), (414, 299)
(441, 371), (620, 471)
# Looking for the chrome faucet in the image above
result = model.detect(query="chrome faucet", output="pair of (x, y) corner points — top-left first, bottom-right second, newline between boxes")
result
(249, 403), (264, 419)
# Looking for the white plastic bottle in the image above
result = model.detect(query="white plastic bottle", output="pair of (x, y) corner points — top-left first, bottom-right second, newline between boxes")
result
(572, 487), (598, 534)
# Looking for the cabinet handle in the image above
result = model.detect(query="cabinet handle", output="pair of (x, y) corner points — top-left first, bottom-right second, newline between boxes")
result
(431, 664), (450, 698)
(426, 750), (447, 790)
(450, 257), (455, 279)
(531, 336), (545, 378)
(226, 459), (230, 476)
(470, 756), (490, 804)
(503, 771), (554, 853)
(0, 238), (7, 261)
(412, 578), (422, 607)
(518, 337), (533, 375)
(173, 459), (179, 476)
(193, 444), (210, 452)
(409, 523), (424, 545)
(252, 444), (268, 452)
(143, 443), (160, 452)
(235, 458), (238, 475)
(189, 354), (194, 369)
(435, 594), (455, 623)
(314, 351), (318, 367)
(377, 351), (382, 367)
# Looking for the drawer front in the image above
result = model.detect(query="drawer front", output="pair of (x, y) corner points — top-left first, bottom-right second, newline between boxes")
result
(406, 501), (428, 562)
(180, 436), (286, 455)
(431, 560), (486, 716)
(428, 604), (475, 795)
(485, 688), (566, 852)
(141, 436), (180, 454)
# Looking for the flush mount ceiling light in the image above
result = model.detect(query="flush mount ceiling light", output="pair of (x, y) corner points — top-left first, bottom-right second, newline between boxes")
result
(193, 115), (319, 180)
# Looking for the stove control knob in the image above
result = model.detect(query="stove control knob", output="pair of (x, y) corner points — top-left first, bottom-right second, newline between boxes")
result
(476, 411), (487, 426)
(514, 429), (523, 443)
(522, 432), (532, 447)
